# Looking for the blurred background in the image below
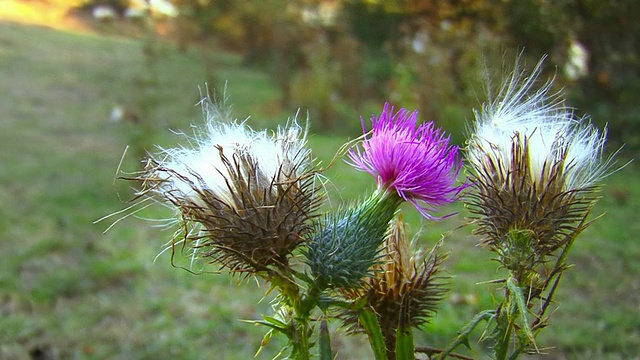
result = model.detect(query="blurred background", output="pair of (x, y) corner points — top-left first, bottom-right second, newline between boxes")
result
(0, 0), (638, 359)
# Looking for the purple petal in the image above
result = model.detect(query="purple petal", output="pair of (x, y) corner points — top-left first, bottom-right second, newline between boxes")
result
(347, 103), (467, 219)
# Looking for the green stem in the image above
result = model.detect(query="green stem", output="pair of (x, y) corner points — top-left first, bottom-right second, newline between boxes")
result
(495, 276), (538, 360)
(300, 283), (323, 317)
(395, 326), (415, 360)
(291, 318), (311, 360)
(493, 303), (512, 360)
(270, 272), (315, 360)
(359, 309), (389, 360)
(436, 310), (495, 360)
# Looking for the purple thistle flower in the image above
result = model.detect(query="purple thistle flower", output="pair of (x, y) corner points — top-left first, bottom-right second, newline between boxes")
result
(348, 103), (466, 219)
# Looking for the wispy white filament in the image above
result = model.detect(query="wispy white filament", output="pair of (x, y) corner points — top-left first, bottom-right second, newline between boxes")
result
(153, 101), (310, 207)
(469, 58), (614, 190)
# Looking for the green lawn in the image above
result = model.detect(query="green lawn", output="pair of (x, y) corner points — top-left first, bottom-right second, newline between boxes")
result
(0, 21), (638, 359)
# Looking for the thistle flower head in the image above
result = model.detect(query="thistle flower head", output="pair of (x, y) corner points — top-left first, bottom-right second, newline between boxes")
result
(137, 100), (318, 274)
(466, 58), (619, 263)
(338, 215), (448, 354)
(348, 103), (466, 219)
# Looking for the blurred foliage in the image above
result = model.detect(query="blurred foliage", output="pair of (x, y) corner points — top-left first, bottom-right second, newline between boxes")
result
(75, 0), (130, 14)
(290, 40), (338, 131)
(500, 0), (640, 150)
(72, 0), (640, 147)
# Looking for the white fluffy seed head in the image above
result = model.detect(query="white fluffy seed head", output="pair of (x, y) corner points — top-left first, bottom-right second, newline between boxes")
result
(468, 58), (614, 191)
(151, 100), (310, 208)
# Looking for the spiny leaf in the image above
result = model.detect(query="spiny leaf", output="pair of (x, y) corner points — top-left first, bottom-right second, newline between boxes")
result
(507, 277), (536, 348)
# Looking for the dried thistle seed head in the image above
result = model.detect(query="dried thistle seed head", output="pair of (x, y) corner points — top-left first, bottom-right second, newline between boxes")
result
(466, 58), (619, 262)
(136, 99), (319, 273)
(468, 134), (595, 258)
(339, 215), (448, 345)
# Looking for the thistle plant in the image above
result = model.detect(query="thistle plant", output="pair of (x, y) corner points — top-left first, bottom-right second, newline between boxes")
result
(306, 103), (464, 291)
(437, 59), (621, 359)
(304, 103), (465, 359)
(107, 57), (621, 359)
(121, 98), (327, 358)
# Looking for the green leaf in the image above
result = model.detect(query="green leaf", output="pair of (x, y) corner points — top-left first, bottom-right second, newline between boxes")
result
(243, 315), (290, 336)
(506, 277), (536, 346)
(254, 328), (274, 358)
(436, 310), (495, 360)
(262, 315), (289, 329)
(319, 318), (333, 360)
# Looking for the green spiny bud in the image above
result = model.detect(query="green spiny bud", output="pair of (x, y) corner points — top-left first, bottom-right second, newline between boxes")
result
(305, 191), (400, 289)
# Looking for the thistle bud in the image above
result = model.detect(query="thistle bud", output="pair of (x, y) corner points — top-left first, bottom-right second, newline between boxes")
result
(305, 191), (400, 289)
(338, 215), (448, 358)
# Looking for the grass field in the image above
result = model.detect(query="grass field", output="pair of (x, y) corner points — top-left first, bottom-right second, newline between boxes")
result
(0, 20), (638, 359)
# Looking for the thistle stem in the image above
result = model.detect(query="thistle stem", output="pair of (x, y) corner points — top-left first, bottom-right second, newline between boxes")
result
(291, 280), (330, 359)
(436, 310), (495, 359)
(290, 318), (311, 360)
(494, 318), (512, 360)
(359, 309), (389, 360)
(395, 326), (415, 360)
(270, 272), (316, 360)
